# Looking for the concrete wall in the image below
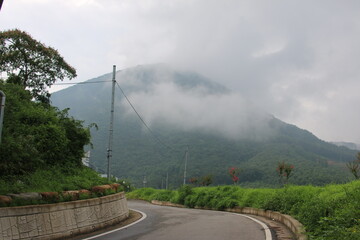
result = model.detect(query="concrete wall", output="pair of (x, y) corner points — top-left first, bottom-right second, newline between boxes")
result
(0, 192), (129, 240)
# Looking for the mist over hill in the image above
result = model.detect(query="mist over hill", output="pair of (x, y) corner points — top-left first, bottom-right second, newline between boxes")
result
(331, 142), (360, 151)
(51, 64), (355, 188)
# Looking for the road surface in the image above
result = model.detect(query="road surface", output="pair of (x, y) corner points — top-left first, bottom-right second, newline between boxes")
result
(83, 200), (272, 240)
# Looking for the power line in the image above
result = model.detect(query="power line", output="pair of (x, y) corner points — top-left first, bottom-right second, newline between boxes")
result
(52, 78), (179, 152)
(53, 80), (111, 85)
(115, 81), (179, 153)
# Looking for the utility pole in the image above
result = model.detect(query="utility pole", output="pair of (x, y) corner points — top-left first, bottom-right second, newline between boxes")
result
(143, 176), (147, 188)
(0, 0), (4, 11)
(183, 146), (189, 185)
(0, 90), (5, 145)
(107, 65), (116, 181)
(166, 172), (169, 190)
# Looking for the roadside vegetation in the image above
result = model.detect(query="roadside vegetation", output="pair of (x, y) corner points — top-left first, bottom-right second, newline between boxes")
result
(0, 29), (126, 206)
(0, 167), (109, 195)
(127, 181), (360, 240)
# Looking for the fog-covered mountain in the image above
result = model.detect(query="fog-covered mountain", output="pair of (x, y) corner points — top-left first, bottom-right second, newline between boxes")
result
(51, 64), (355, 188)
(331, 142), (360, 151)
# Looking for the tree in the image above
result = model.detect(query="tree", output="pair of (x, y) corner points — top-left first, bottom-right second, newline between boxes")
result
(347, 161), (360, 180)
(189, 177), (199, 186)
(277, 161), (294, 185)
(228, 167), (240, 185)
(200, 174), (213, 186)
(0, 29), (76, 102)
(0, 82), (90, 176)
(347, 152), (360, 180)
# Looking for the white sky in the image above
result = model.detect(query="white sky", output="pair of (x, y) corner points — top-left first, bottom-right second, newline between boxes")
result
(1, 0), (360, 143)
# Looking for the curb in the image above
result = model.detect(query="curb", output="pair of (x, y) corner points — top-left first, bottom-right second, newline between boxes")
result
(151, 200), (307, 240)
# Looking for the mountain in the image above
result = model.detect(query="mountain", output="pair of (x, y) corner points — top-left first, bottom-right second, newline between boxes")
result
(331, 142), (360, 151)
(51, 64), (356, 188)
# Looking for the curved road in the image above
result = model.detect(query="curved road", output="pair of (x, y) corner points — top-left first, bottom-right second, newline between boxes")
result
(84, 200), (272, 240)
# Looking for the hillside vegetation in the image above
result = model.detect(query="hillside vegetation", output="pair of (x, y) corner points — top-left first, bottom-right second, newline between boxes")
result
(0, 29), (111, 196)
(127, 181), (360, 240)
(51, 65), (356, 188)
(0, 82), (111, 196)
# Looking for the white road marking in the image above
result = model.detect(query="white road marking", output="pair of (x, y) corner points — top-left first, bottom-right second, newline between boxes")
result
(83, 206), (272, 240)
(236, 213), (273, 240)
(82, 209), (147, 240)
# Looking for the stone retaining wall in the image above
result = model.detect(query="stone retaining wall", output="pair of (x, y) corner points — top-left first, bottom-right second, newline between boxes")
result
(0, 192), (129, 240)
(151, 200), (307, 240)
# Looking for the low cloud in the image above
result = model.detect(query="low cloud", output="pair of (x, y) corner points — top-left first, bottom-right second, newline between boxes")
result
(2, 0), (360, 142)
(119, 67), (274, 140)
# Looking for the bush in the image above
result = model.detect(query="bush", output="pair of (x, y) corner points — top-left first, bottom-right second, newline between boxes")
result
(177, 185), (193, 205)
(0, 166), (109, 195)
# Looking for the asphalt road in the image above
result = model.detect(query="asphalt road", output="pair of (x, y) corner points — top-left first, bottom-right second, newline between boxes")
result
(83, 200), (272, 240)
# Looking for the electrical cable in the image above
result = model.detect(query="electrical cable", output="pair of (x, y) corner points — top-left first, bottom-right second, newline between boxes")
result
(53, 80), (111, 85)
(52, 78), (179, 153)
(115, 81), (180, 153)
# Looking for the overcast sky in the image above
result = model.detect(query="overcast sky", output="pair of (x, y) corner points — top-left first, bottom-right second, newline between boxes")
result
(1, 0), (360, 143)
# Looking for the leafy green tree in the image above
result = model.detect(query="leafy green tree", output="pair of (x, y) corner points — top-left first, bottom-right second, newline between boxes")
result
(0, 29), (76, 102)
(0, 83), (90, 177)
(277, 161), (294, 185)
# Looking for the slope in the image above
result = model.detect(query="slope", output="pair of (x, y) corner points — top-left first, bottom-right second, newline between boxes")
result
(51, 64), (356, 188)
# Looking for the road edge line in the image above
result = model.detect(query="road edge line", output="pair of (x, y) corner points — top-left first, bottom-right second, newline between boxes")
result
(236, 213), (272, 240)
(82, 208), (147, 240)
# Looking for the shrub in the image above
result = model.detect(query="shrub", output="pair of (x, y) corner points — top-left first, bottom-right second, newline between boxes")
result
(177, 185), (193, 205)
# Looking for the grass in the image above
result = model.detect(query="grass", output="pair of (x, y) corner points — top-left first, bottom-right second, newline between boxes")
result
(0, 166), (132, 207)
(0, 166), (110, 194)
(127, 181), (360, 240)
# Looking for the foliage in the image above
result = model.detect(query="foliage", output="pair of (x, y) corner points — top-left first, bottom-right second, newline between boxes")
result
(199, 174), (213, 186)
(0, 29), (76, 102)
(228, 167), (240, 184)
(347, 161), (360, 179)
(117, 179), (134, 192)
(177, 185), (193, 205)
(188, 174), (213, 187)
(127, 181), (360, 239)
(277, 161), (294, 185)
(0, 166), (109, 195)
(189, 177), (199, 185)
(0, 83), (91, 176)
(347, 152), (360, 179)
